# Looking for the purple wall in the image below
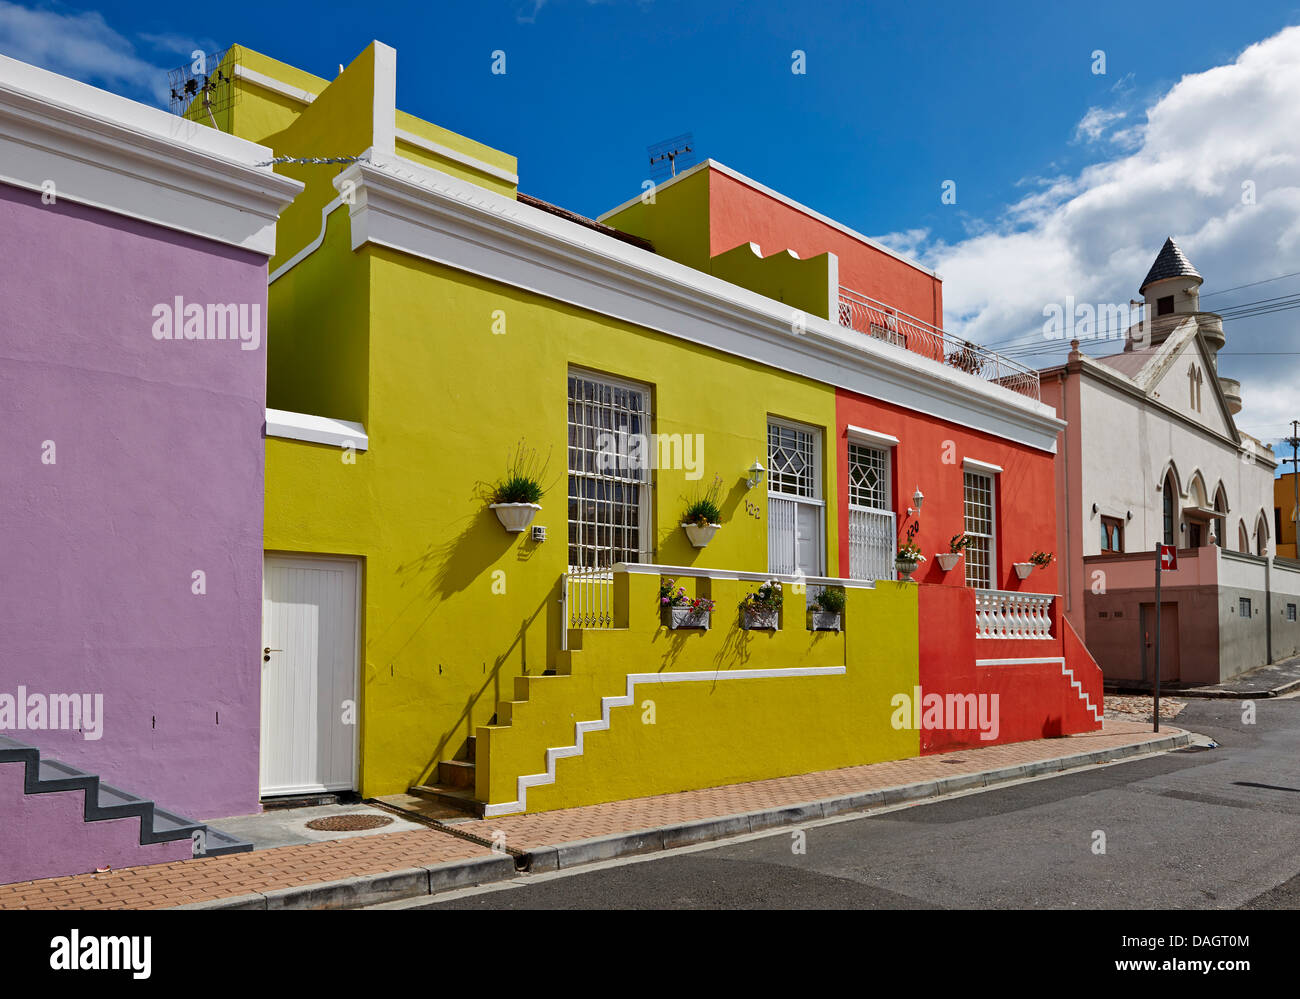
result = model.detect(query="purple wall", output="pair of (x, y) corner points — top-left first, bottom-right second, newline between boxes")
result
(0, 182), (268, 843)
(0, 765), (192, 884)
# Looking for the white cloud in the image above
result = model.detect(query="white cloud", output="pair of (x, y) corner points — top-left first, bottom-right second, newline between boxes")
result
(0, 1), (170, 104)
(1073, 106), (1127, 143)
(905, 26), (1300, 440)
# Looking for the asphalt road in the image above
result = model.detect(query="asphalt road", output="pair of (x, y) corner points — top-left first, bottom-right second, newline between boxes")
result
(408, 697), (1300, 909)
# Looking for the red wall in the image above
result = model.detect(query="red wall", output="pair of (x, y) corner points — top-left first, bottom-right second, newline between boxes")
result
(834, 389), (1059, 592)
(707, 170), (943, 328)
(918, 586), (1104, 755)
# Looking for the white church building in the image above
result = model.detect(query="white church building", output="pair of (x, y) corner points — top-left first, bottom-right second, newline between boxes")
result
(1041, 238), (1299, 686)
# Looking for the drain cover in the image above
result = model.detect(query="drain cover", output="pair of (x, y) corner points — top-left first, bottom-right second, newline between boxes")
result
(304, 814), (394, 832)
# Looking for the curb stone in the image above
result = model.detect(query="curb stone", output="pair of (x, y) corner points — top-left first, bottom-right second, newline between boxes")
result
(170, 730), (1191, 910)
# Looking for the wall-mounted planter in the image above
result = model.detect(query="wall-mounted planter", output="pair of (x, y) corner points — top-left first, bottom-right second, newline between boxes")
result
(936, 552), (962, 572)
(1013, 562), (1035, 580)
(895, 559), (919, 581)
(490, 502), (541, 533)
(740, 606), (780, 631)
(808, 610), (842, 632)
(662, 606), (711, 630)
(682, 522), (720, 548)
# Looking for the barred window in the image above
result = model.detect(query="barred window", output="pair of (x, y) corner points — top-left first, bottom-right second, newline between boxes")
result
(848, 441), (889, 510)
(768, 422), (819, 498)
(963, 470), (995, 589)
(567, 371), (651, 569)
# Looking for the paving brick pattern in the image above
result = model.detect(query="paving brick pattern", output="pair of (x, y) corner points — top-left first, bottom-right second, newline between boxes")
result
(0, 720), (1173, 909)
(0, 828), (491, 910)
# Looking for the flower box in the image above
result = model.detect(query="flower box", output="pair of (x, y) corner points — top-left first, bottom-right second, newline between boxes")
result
(490, 502), (541, 533)
(936, 552), (962, 572)
(682, 522), (720, 548)
(740, 606), (779, 631)
(808, 610), (842, 632)
(1013, 562), (1035, 580)
(662, 606), (711, 630)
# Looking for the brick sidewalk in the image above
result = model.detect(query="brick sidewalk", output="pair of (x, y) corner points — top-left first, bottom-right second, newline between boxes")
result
(0, 720), (1177, 910)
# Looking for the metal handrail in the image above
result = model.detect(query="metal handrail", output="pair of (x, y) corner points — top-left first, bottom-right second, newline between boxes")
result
(837, 287), (1041, 401)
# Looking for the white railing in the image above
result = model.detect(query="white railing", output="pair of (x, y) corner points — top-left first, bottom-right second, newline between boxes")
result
(564, 566), (614, 637)
(848, 507), (896, 581)
(975, 590), (1054, 639)
(837, 287), (1041, 402)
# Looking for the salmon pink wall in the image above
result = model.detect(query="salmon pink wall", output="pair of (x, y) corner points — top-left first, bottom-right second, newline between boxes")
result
(707, 170), (943, 327)
(834, 389), (1059, 591)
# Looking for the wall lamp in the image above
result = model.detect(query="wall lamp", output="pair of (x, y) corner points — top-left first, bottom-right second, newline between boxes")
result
(907, 487), (924, 517)
(746, 460), (766, 490)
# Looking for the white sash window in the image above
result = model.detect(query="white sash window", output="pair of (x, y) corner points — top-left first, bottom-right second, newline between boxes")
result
(963, 469), (996, 589)
(847, 438), (896, 580)
(767, 419), (824, 577)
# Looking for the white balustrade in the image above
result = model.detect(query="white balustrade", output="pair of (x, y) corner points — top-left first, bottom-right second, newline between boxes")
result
(974, 590), (1053, 639)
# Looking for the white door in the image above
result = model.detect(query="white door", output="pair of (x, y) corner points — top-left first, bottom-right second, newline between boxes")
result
(261, 555), (360, 796)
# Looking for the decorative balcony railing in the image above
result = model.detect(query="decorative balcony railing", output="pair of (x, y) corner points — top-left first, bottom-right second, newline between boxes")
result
(837, 287), (1041, 402)
(975, 590), (1054, 640)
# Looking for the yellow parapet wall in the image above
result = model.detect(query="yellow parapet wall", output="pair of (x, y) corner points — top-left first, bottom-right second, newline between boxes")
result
(477, 571), (919, 813)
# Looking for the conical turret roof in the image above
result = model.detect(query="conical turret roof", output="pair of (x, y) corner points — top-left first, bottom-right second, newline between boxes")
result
(1140, 237), (1201, 293)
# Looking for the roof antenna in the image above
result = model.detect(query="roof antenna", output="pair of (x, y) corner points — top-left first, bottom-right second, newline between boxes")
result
(647, 132), (696, 181)
(167, 46), (241, 130)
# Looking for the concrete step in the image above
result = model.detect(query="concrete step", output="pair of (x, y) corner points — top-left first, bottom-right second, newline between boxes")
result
(408, 783), (486, 818)
(438, 759), (476, 788)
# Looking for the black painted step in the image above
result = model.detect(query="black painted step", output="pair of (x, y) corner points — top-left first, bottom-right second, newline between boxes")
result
(0, 735), (253, 857)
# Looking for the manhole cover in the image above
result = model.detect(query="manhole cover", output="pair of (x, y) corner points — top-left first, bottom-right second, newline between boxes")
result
(304, 814), (394, 832)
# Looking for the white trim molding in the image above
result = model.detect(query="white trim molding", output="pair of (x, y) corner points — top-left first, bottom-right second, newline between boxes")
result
(233, 63), (318, 105)
(269, 196), (346, 284)
(614, 562), (876, 589)
(0, 54), (302, 255)
(395, 128), (519, 185)
(845, 424), (900, 448)
(482, 665), (847, 816)
(332, 151), (1065, 453)
(963, 458), (1004, 475)
(266, 408), (368, 450)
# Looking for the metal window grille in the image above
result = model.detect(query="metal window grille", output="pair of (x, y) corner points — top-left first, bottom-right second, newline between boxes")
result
(847, 441), (895, 579)
(964, 470), (995, 589)
(1288, 604), (1296, 622)
(768, 422), (818, 498)
(1239, 597), (1252, 617)
(847, 441), (888, 509)
(567, 371), (651, 570)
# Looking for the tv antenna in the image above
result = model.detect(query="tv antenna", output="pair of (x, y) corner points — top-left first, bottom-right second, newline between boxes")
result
(647, 133), (696, 181)
(168, 46), (240, 129)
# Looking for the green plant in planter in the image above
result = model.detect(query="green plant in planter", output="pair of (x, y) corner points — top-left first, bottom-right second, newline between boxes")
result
(812, 586), (846, 614)
(948, 533), (971, 554)
(682, 474), (725, 527)
(491, 440), (549, 504)
(1030, 550), (1055, 568)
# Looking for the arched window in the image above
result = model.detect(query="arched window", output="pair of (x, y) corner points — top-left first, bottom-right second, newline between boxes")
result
(1239, 521), (1250, 553)
(1162, 473), (1177, 547)
(1256, 513), (1269, 557)
(1213, 485), (1229, 548)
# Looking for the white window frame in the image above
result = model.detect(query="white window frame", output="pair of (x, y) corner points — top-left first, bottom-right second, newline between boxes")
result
(567, 367), (655, 569)
(767, 416), (825, 577)
(962, 462), (998, 590)
(846, 427), (897, 580)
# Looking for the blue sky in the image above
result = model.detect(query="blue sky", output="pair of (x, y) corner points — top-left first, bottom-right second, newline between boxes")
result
(3, 0), (1300, 459)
